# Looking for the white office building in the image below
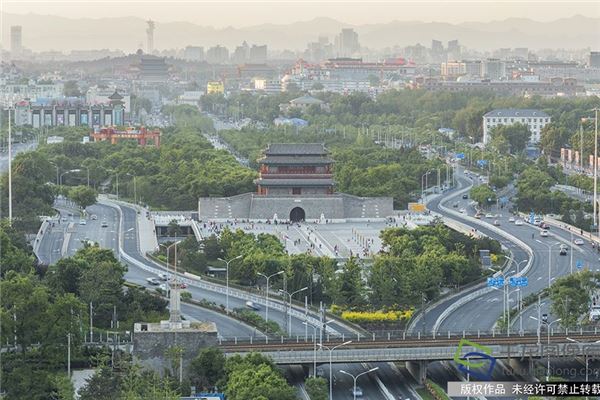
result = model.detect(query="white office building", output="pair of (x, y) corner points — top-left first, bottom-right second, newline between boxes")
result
(482, 109), (551, 145)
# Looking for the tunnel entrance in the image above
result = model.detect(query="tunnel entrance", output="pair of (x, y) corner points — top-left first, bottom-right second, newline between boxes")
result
(289, 207), (306, 222)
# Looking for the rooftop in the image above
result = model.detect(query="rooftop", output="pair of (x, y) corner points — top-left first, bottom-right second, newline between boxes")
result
(265, 143), (328, 156)
(255, 178), (334, 186)
(289, 95), (324, 105)
(483, 108), (550, 118)
(261, 155), (333, 165)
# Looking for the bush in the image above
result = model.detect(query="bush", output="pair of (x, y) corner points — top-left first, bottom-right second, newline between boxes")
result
(341, 310), (413, 323)
(181, 291), (192, 300)
(305, 377), (328, 400)
(233, 308), (285, 336)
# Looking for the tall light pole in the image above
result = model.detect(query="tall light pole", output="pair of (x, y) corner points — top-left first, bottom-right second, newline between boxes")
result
(567, 337), (600, 389)
(279, 286), (308, 336)
(592, 108), (599, 236)
(421, 170), (432, 204)
(257, 270), (284, 323)
(508, 258), (528, 334)
(537, 241), (561, 291)
(126, 172), (137, 204)
(545, 318), (562, 381)
(59, 169), (82, 186)
(7, 106), (12, 224)
(303, 321), (318, 377)
(506, 288), (520, 336)
(218, 255), (242, 313)
(340, 367), (379, 400)
(319, 341), (352, 400)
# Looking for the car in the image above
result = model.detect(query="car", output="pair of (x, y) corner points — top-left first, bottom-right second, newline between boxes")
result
(462, 194), (468, 199)
(245, 301), (260, 311)
(540, 222), (550, 230)
(574, 238), (585, 245)
(459, 208), (466, 214)
(541, 313), (548, 323)
(91, 214), (98, 220)
(559, 247), (568, 256)
(515, 219), (524, 226)
(475, 213), (483, 219)
(508, 217), (515, 222)
(494, 220), (501, 226)
(540, 230), (549, 237)
(101, 221), (108, 227)
(159, 283), (168, 292)
(146, 277), (160, 285)
(351, 386), (364, 397)
(61, 217), (68, 222)
(67, 212), (73, 217)
(453, 202), (459, 208)
(485, 213), (493, 218)
(158, 273), (168, 281)
(79, 219), (86, 225)
(179, 282), (188, 289)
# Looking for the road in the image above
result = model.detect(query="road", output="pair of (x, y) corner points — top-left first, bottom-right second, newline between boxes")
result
(0, 141), (38, 172)
(421, 166), (600, 334)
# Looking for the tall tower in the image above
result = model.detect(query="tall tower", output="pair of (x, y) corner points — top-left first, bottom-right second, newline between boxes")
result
(146, 20), (155, 54)
(10, 26), (22, 56)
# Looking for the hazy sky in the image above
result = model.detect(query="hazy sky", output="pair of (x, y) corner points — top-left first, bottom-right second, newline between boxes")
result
(3, 0), (600, 27)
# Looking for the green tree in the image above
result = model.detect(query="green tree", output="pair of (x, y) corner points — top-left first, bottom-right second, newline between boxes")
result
(225, 363), (295, 400)
(68, 185), (98, 210)
(335, 257), (364, 307)
(63, 80), (81, 97)
(469, 185), (496, 207)
(489, 123), (530, 154)
(167, 220), (182, 237)
(189, 347), (226, 391)
(305, 377), (328, 400)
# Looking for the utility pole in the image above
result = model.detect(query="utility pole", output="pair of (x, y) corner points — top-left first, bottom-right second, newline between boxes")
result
(594, 108), (599, 234)
(89, 302), (93, 343)
(67, 333), (71, 377)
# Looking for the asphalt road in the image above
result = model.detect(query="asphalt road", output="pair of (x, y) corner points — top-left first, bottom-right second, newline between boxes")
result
(419, 166), (600, 335)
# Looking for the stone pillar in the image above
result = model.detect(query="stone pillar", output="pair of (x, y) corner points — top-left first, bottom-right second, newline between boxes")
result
(169, 281), (182, 323)
(406, 361), (428, 384)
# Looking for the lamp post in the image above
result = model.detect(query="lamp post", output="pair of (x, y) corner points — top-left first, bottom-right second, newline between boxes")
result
(506, 288), (520, 336)
(319, 341), (352, 400)
(126, 172), (137, 204)
(218, 255), (243, 314)
(421, 170), (432, 204)
(508, 258), (529, 334)
(567, 337), (600, 388)
(48, 162), (59, 186)
(537, 241), (561, 291)
(257, 270), (284, 323)
(340, 367), (379, 400)
(303, 321), (318, 377)
(491, 269), (515, 326)
(545, 318), (562, 381)
(279, 287), (308, 336)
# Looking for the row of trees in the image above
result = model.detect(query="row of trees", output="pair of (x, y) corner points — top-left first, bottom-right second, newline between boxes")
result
(549, 270), (600, 328)
(0, 222), (168, 398)
(196, 224), (500, 311)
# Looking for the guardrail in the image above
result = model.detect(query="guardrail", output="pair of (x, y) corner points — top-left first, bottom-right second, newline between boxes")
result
(100, 199), (342, 337)
(430, 175), (534, 335)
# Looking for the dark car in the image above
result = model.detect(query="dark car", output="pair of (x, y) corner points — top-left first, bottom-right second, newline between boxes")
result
(462, 194), (468, 199)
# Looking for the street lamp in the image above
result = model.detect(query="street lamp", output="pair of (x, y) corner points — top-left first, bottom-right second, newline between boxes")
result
(257, 270), (284, 323)
(536, 241), (561, 291)
(421, 170), (432, 204)
(303, 321), (318, 377)
(218, 255), (243, 313)
(490, 269), (515, 326)
(567, 338), (600, 386)
(531, 316), (561, 381)
(59, 169), (81, 186)
(340, 367), (379, 400)
(279, 287), (308, 336)
(506, 287), (520, 336)
(508, 258), (529, 334)
(319, 341), (352, 400)
(48, 161), (59, 186)
(126, 172), (137, 204)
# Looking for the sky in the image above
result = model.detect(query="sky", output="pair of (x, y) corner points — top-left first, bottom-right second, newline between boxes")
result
(2, 0), (600, 27)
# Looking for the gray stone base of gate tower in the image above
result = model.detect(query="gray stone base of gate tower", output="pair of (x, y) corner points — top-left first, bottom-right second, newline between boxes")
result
(406, 360), (429, 383)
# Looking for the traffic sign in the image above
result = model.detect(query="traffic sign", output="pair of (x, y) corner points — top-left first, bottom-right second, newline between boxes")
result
(509, 277), (528, 287)
(487, 277), (504, 287)
(456, 153), (465, 160)
(477, 159), (488, 167)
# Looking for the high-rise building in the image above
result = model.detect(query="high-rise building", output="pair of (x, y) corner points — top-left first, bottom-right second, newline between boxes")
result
(139, 55), (169, 82)
(146, 20), (155, 54)
(10, 26), (22, 56)
(249, 45), (267, 63)
(206, 45), (229, 64)
(183, 46), (204, 61)
(335, 29), (360, 57)
(231, 41), (249, 64)
(590, 52), (600, 68)
(481, 58), (506, 80)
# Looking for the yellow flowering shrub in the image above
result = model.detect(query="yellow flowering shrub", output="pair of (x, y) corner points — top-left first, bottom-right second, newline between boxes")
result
(341, 310), (413, 323)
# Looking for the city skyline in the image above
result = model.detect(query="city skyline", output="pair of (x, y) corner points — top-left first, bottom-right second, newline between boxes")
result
(2, 0), (600, 26)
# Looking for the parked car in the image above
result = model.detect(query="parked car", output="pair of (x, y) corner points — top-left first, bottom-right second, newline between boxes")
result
(146, 277), (160, 285)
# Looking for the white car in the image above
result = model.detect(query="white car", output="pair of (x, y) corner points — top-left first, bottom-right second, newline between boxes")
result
(515, 220), (524, 226)
(574, 238), (585, 245)
(79, 219), (86, 225)
(158, 273), (168, 281)
(351, 387), (364, 397)
(485, 213), (493, 218)
(508, 217), (515, 222)
(540, 230), (549, 237)
(146, 277), (160, 285)
(459, 208), (466, 214)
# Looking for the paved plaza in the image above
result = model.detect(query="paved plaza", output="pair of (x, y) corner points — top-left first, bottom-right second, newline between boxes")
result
(196, 214), (432, 259)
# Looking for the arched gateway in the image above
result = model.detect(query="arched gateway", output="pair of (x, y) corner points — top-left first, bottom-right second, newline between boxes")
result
(289, 207), (306, 222)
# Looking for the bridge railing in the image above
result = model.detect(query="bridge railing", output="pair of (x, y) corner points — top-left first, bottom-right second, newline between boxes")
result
(217, 326), (600, 345)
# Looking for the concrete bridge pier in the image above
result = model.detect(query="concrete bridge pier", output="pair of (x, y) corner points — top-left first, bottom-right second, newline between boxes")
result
(506, 358), (534, 381)
(406, 360), (428, 383)
(301, 364), (315, 378)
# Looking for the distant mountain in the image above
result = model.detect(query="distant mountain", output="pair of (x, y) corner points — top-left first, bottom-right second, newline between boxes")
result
(1, 13), (598, 53)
